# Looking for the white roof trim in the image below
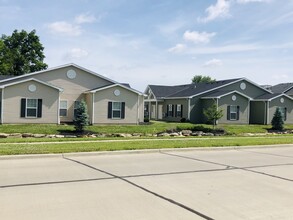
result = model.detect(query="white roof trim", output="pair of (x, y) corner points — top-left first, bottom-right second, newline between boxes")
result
(88, 84), (143, 95)
(201, 90), (252, 100)
(164, 78), (272, 100)
(254, 93), (293, 102)
(0, 63), (118, 85)
(1, 78), (63, 91)
(144, 86), (157, 99)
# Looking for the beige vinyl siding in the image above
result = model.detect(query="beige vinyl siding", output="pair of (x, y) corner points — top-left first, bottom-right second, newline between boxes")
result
(34, 66), (112, 122)
(268, 96), (293, 124)
(85, 93), (93, 124)
(218, 93), (249, 124)
(93, 86), (141, 124)
(3, 81), (59, 124)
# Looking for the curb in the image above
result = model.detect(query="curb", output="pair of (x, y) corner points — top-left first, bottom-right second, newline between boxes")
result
(1, 144), (293, 160)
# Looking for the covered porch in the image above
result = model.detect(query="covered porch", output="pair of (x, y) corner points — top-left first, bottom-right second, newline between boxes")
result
(144, 100), (164, 120)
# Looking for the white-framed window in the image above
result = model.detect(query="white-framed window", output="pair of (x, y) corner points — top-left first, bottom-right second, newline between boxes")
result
(176, 104), (182, 117)
(278, 107), (287, 121)
(229, 105), (238, 120)
(167, 104), (173, 117)
(59, 100), (68, 117)
(74, 101), (80, 118)
(26, 98), (38, 118)
(112, 102), (122, 119)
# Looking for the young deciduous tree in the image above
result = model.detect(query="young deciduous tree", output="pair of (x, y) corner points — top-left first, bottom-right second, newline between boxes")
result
(203, 103), (224, 129)
(73, 100), (89, 133)
(192, 75), (216, 83)
(271, 107), (284, 131)
(0, 29), (48, 75)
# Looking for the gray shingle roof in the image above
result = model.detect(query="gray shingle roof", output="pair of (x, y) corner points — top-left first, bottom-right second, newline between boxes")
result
(149, 78), (241, 99)
(201, 90), (234, 99)
(271, 83), (293, 93)
(254, 93), (283, 100)
(0, 75), (15, 81)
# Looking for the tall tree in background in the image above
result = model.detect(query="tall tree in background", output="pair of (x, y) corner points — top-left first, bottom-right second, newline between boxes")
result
(192, 75), (216, 83)
(0, 29), (48, 76)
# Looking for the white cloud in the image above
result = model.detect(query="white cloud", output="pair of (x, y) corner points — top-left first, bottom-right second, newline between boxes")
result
(47, 21), (82, 36)
(168, 44), (187, 53)
(272, 74), (288, 80)
(183, 31), (216, 44)
(203, 59), (223, 67)
(198, 0), (231, 23)
(66, 48), (89, 59)
(236, 0), (271, 3)
(75, 13), (97, 24)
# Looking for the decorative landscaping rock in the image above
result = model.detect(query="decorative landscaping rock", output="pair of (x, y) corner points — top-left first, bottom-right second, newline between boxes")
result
(132, 133), (142, 137)
(169, 132), (179, 136)
(8, 133), (22, 138)
(22, 133), (34, 138)
(55, 135), (65, 138)
(157, 132), (170, 137)
(191, 131), (204, 136)
(33, 134), (46, 138)
(202, 132), (214, 136)
(64, 135), (77, 138)
(0, 133), (9, 138)
(181, 130), (192, 136)
(46, 135), (56, 138)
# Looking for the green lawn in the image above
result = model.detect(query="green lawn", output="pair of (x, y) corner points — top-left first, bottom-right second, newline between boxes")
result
(1, 136), (293, 155)
(0, 121), (293, 155)
(0, 121), (293, 135)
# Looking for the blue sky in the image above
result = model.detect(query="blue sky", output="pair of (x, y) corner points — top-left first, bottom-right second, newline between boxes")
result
(1, 0), (293, 91)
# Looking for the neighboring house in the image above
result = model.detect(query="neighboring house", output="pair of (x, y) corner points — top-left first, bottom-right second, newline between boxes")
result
(145, 78), (293, 125)
(270, 83), (293, 97)
(0, 63), (144, 124)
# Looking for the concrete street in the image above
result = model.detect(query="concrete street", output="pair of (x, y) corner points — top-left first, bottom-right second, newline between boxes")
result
(1, 145), (293, 219)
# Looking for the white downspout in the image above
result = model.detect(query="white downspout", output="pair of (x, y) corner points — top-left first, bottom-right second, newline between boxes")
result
(137, 95), (140, 125)
(267, 101), (270, 125)
(57, 93), (60, 124)
(248, 99), (250, 124)
(187, 98), (191, 120)
(1, 88), (4, 124)
(92, 92), (95, 125)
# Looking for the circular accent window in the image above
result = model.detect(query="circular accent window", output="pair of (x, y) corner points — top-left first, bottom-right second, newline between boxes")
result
(28, 84), (36, 92)
(240, 82), (246, 90)
(280, 98), (285, 103)
(232, 95), (237, 101)
(114, 89), (121, 96)
(67, 69), (77, 79)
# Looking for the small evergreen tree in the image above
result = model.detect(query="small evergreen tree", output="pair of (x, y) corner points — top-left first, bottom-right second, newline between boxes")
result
(73, 100), (89, 133)
(271, 107), (284, 131)
(203, 103), (223, 129)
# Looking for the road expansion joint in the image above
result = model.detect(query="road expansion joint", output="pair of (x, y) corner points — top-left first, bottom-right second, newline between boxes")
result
(62, 155), (215, 220)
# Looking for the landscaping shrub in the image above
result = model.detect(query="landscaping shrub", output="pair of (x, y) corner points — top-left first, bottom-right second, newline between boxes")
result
(271, 107), (284, 131)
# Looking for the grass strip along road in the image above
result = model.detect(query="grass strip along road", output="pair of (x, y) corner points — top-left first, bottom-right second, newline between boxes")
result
(1, 136), (293, 155)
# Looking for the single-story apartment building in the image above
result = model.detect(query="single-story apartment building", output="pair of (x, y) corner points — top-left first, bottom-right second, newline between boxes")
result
(144, 78), (293, 125)
(0, 63), (144, 124)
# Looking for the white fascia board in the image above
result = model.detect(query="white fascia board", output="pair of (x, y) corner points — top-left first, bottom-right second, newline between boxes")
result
(0, 63), (118, 85)
(90, 84), (143, 95)
(201, 91), (252, 100)
(144, 86), (157, 99)
(2, 78), (63, 92)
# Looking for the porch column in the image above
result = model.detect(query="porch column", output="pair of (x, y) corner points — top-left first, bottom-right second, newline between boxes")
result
(148, 101), (151, 120)
(155, 101), (158, 120)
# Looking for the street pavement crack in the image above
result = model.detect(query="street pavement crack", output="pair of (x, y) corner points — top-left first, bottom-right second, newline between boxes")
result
(62, 155), (215, 220)
(161, 151), (293, 183)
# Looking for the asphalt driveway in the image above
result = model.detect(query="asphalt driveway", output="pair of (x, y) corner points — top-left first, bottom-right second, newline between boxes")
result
(1, 145), (293, 219)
